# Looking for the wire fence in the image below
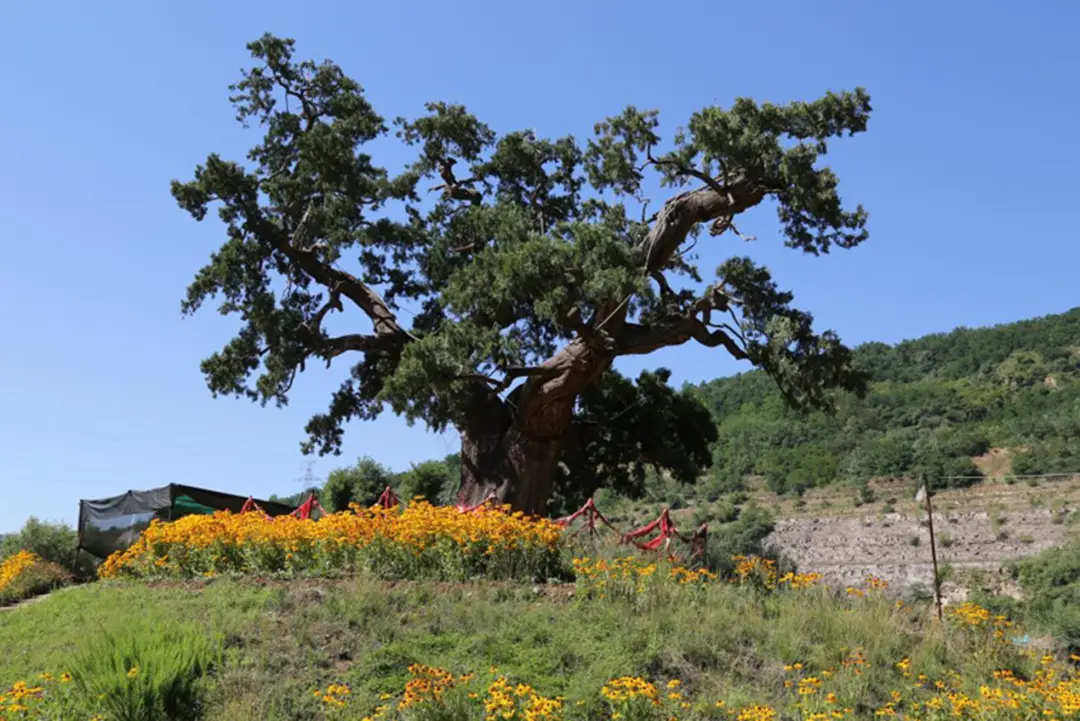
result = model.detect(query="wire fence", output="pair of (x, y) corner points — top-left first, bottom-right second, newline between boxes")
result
(941, 472), (1080, 482)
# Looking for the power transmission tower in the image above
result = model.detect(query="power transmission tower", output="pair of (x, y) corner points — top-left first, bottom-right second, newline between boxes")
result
(298, 461), (321, 494)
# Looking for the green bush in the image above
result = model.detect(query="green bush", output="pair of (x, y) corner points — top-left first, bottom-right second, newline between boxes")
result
(0, 555), (70, 606)
(1015, 541), (1080, 650)
(703, 506), (776, 575)
(71, 622), (222, 721)
(0, 517), (92, 578)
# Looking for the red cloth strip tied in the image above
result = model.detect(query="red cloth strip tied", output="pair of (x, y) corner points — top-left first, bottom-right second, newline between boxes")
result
(376, 486), (400, 509)
(290, 493), (327, 520)
(240, 496), (271, 520)
(556, 497), (618, 538)
(621, 507), (681, 559)
(456, 490), (497, 514)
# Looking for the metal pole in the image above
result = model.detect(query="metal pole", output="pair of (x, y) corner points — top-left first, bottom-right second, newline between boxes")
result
(923, 476), (943, 622)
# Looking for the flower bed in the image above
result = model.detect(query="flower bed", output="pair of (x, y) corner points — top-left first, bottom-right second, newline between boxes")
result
(0, 551), (69, 607)
(99, 502), (565, 583)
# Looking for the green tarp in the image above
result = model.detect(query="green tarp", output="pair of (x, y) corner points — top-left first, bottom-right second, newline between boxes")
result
(171, 495), (219, 517)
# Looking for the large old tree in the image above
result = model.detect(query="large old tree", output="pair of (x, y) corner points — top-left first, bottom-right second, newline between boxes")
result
(173, 35), (872, 515)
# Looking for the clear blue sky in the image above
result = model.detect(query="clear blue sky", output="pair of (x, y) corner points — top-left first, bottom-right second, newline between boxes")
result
(2, 1), (1077, 533)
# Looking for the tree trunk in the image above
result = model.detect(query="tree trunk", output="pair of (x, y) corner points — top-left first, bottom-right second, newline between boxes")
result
(456, 416), (563, 516)
(455, 339), (608, 516)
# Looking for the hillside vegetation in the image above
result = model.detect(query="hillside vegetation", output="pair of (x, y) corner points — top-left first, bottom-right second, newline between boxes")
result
(692, 307), (1080, 495)
(5, 562), (1080, 720)
(276, 307), (1080, 517)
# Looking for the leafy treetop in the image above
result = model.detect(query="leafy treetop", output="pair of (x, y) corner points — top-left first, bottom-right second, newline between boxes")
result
(172, 34), (871, 478)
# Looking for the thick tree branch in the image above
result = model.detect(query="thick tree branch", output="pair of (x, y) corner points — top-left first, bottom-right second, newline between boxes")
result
(291, 285), (393, 368)
(616, 317), (748, 359)
(456, 365), (563, 394)
(638, 170), (764, 275)
(589, 159), (766, 344)
(646, 146), (733, 203)
(261, 203), (413, 344)
(650, 269), (676, 299)
(320, 333), (395, 364)
(614, 281), (750, 358)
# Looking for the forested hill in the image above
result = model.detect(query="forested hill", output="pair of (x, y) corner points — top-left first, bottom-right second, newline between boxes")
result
(690, 307), (1080, 494)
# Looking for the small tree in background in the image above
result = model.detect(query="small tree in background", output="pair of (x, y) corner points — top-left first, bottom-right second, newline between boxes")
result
(398, 460), (454, 504)
(321, 456), (394, 511)
(173, 34), (872, 514)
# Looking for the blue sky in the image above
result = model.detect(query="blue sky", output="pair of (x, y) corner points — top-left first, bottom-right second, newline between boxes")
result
(1, 1), (1077, 533)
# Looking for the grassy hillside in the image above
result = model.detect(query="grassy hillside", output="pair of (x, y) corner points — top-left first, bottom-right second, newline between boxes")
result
(692, 307), (1080, 495)
(6, 489), (1080, 719)
(4, 572), (1079, 721)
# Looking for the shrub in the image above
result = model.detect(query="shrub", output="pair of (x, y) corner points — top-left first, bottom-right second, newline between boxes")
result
(0, 517), (92, 578)
(855, 481), (875, 506)
(0, 550), (70, 606)
(703, 506), (776, 575)
(71, 622), (221, 721)
(1016, 540), (1080, 650)
(712, 502), (740, 524)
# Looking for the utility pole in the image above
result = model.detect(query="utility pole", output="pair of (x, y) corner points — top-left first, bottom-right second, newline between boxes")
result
(920, 475), (944, 622)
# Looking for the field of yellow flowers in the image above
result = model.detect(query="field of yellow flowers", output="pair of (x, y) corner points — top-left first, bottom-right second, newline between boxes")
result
(98, 501), (565, 583)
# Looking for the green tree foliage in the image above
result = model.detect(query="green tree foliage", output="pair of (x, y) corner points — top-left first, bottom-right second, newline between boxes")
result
(321, 456), (394, 511)
(267, 489), (312, 507)
(555, 368), (719, 509)
(398, 460), (454, 504)
(693, 307), (1080, 491)
(172, 34), (871, 512)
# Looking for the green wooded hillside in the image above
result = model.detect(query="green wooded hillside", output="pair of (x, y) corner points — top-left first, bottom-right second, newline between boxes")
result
(276, 308), (1080, 512)
(691, 307), (1080, 494)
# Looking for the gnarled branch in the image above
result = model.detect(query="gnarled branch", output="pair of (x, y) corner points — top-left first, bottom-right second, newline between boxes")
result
(616, 317), (748, 359)
(456, 365), (563, 395)
(263, 205), (413, 344)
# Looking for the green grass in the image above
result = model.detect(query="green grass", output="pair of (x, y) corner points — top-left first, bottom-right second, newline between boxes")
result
(0, 574), (1053, 721)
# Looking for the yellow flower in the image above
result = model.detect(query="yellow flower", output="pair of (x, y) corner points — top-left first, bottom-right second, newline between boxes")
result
(96, 501), (566, 582)
(126, 666), (139, 679)
(0, 551), (44, 595)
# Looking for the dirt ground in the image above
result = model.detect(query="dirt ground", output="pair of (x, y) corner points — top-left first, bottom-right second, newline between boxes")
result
(757, 474), (1080, 598)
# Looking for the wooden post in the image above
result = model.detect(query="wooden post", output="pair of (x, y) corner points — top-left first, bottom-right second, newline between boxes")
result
(922, 477), (944, 622)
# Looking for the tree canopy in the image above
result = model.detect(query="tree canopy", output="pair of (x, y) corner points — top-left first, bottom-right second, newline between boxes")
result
(172, 34), (872, 513)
